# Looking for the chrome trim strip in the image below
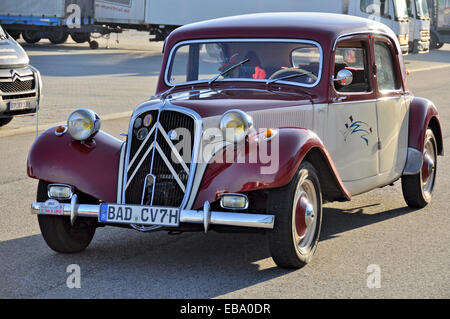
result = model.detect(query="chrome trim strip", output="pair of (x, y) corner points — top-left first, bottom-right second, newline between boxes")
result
(127, 122), (156, 171)
(155, 142), (186, 192)
(125, 141), (155, 190)
(31, 201), (275, 229)
(116, 142), (126, 203)
(332, 31), (392, 51)
(0, 76), (34, 82)
(158, 124), (190, 174)
(164, 38), (324, 89)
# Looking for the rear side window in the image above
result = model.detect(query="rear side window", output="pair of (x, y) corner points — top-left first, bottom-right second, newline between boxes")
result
(374, 42), (400, 91)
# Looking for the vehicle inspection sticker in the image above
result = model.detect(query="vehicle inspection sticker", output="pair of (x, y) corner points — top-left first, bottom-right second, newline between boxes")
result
(99, 203), (180, 227)
(39, 199), (64, 215)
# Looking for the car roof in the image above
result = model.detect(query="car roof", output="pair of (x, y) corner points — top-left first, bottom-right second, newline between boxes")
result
(165, 12), (396, 49)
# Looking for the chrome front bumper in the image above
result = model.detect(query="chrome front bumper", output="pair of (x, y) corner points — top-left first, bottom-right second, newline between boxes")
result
(31, 198), (275, 232)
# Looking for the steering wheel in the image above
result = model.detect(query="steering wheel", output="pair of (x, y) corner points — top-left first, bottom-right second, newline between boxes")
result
(268, 67), (318, 82)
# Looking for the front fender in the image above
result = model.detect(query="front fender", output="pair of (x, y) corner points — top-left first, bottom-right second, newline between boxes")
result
(192, 127), (350, 209)
(27, 127), (123, 203)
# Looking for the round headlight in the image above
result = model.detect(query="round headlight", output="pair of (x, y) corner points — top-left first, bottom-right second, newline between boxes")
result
(219, 109), (253, 142)
(67, 108), (101, 141)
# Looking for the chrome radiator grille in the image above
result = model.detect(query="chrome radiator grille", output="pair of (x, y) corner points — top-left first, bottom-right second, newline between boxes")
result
(123, 108), (196, 207)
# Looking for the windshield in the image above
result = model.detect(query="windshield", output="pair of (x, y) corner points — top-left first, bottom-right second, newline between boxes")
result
(166, 39), (322, 88)
(415, 0), (429, 18)
(394, 0), (409, 19)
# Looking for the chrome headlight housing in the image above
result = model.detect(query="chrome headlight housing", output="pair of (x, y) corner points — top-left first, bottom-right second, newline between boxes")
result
(219, 109), (253, 142)
(67, 108), (101, 141)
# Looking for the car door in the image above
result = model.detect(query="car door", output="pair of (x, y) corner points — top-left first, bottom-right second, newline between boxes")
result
(324, 36), (379, 182)
(373, 36), (409, 175)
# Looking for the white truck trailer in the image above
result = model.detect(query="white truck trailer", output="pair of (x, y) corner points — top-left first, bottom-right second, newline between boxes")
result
(0, 0), (121, 49)
(94, 0), (411, 54)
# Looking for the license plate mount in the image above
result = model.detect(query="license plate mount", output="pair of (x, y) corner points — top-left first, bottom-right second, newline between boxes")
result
(99, 203), (180, 227)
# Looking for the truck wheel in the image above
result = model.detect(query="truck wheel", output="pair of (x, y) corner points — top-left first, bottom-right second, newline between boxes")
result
(89, 40), (99, 50)
(401, 128), (437, 208)
(0, 117), (13, 127)
(48, 31), (69, 44)
(71, 32), (90, 43)
(22, 30), (41, 44)
(430, 31), (444, 50)
(267, 161), (322, 268)
(36, 181), (96, 253)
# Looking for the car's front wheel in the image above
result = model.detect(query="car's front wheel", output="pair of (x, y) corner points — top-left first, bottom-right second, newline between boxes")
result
(267, 161), (322, 269)
(401, 128), (438, 208)
(37, 181), (96, 253)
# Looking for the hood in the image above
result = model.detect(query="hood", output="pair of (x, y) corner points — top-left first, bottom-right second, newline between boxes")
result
(0, 36), (30, 69)
(136, 89), (313, 118)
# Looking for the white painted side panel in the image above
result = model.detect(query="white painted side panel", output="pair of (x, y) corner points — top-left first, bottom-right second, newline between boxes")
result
(324, 101), (379, 182)
(376, 96), (409, 175)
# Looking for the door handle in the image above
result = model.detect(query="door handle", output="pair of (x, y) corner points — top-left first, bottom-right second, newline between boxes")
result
(332, 96), (347, 103)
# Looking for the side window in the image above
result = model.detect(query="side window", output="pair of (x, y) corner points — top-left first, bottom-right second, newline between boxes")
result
(334, 41), (371, 93)
(360, 0), (390, 18)
(374, 42), (400, 91)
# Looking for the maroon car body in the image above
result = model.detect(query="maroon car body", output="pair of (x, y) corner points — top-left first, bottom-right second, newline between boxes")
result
(28, 13), (443, 268)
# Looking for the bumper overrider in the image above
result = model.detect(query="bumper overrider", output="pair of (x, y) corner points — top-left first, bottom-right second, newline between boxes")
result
(31, 195), (275, 232)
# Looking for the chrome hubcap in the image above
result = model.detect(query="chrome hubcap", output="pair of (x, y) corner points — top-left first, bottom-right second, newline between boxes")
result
(421, 133), (436, 199)
(292, 170), (318, 254)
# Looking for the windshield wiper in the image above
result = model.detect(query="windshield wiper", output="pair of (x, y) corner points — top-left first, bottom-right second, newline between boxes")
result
(208, 58), (250, 87)
(265, 71), (314, 86)
(161, 58), (250, 99)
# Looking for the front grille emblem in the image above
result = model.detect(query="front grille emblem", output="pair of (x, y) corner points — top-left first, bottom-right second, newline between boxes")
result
(143, 114), (153, 127)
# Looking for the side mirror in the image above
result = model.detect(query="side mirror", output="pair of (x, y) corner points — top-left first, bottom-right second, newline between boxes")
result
(333, 69), (353, 86)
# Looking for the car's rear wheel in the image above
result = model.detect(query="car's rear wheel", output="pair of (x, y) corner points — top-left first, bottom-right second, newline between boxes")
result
(267, 161), (322, 268)
(37, 180), (96, 253)
(401, 128), (437, 208)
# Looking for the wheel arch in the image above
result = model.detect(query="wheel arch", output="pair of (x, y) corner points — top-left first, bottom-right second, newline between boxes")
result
(303, 147), (350, 203)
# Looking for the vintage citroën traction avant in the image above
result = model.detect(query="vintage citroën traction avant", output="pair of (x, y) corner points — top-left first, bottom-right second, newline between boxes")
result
(28, 13), (443, 268)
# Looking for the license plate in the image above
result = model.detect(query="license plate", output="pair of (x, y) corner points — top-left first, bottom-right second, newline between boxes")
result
(99, 203), (180, 227)
(9, 100), (31, 111)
